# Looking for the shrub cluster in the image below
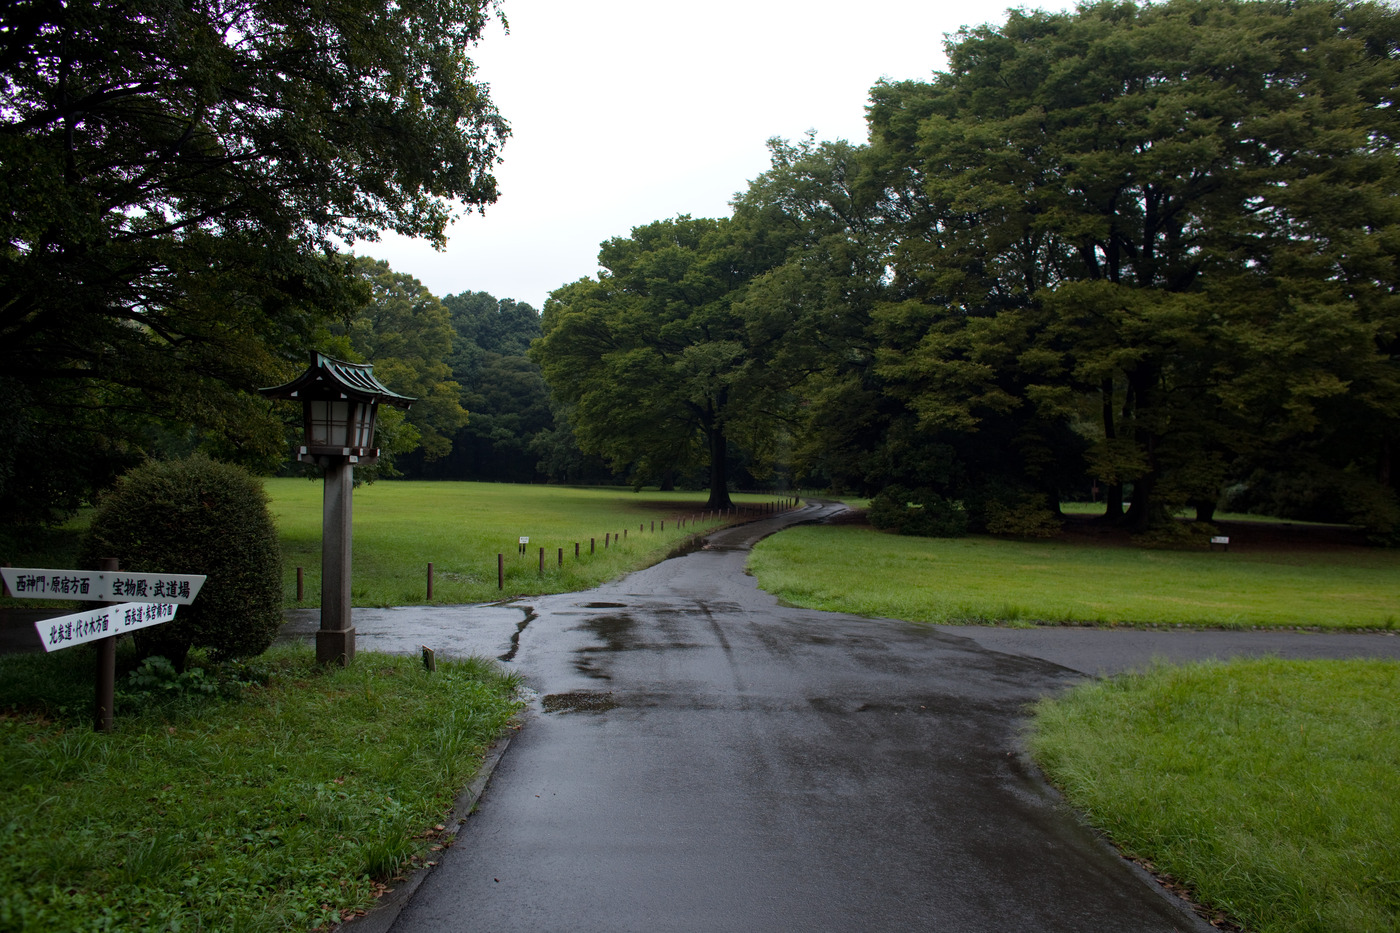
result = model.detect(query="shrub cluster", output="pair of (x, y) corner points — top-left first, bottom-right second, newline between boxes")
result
(80, 456), (283, 667)
(868, 485), (969, 537)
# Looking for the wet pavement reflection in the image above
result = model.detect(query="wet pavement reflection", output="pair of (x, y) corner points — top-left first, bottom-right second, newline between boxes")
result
(282, 502), (1400, 933)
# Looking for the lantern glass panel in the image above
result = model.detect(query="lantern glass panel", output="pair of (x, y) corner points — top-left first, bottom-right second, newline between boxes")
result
(353, 403), (378, 448)
(308, 400), (352, 448)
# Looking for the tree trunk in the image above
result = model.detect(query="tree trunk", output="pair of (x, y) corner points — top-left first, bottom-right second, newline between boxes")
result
(1124, 474), (1155, 532)
(706, 428), (733, 510)
(1098, 377), (1125, 523)
(1101, 483), (1125, 522)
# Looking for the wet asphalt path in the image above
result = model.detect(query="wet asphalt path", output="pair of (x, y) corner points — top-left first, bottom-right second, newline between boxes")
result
(305, 503), (1400, 933)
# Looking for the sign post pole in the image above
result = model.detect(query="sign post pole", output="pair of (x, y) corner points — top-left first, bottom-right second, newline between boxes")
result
(94, 557), (118, 733)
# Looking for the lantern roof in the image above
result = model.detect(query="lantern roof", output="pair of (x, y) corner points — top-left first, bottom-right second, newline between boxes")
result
(260, 353), (414, 408)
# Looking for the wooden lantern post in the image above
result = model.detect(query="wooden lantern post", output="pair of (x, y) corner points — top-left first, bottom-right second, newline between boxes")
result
(262, 354), (413, 665)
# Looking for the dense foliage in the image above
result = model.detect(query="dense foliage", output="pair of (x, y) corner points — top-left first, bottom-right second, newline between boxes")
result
(863, 0), (1400, 533)
(80, 456), (282, 666)
(529, 0), (1400, 536)
(0, 0), (507, 521)
(533, 217), (800, 508)
(9, 0), (1396, 534)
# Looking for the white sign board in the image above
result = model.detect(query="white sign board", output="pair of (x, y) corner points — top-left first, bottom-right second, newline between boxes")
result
(1, 568), (206, 604)
(518, 537), (529, 545)
(35, 602), (179, 653)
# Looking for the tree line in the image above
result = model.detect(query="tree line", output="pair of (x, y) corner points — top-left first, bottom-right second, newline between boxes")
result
(4, 0), (1398, 539)
(534, 0), (1400, 533)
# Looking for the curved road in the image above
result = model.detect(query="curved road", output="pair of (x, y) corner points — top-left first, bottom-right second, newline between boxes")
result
(300, 502), (1400, 932)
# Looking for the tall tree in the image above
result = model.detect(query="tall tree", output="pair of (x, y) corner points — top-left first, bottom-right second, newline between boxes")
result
(533, 217), (786, 509)
(731, 135), (914, 495)
(867, 0), (1400, 531)
(0, 0), (507, 520)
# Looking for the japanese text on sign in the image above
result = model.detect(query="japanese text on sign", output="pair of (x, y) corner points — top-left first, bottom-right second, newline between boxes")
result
(35, 602), (180, 653)
(1, 568), (205, 604)
(8, 573), (92, 597)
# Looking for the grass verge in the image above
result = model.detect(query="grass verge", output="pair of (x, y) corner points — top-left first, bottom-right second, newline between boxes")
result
(747, 525), (1400, 629)
(1028, 658), (1400, 933)
(0, 642), (521, 932)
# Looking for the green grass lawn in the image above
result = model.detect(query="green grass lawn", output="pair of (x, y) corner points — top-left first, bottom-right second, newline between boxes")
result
(0, 643), (521, 932)
(748, 524), (1400, 629)
(269, 479), (781, 608)
(1030, 659), (1400, 933)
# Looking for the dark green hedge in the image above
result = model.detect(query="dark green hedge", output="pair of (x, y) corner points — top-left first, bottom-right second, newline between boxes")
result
(81, 456), (282, 666)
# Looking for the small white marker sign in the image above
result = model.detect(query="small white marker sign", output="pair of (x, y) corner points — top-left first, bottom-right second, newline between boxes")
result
(1, 568), (205, 604)
(35, 602), (180, 653)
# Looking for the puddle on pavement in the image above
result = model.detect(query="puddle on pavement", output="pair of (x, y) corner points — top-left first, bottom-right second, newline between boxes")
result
(582, 602), (627, 609)
(572, 614), (637, 679)
(665, 535), (709, 559)
(497, 606), (536, 663)
(541, 690), (618, 714)
(582, 614), (637, 650)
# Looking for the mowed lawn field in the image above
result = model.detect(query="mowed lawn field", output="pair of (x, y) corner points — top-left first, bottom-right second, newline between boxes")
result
(268, 479), (787, 608)
(747, 520), (1400, 630)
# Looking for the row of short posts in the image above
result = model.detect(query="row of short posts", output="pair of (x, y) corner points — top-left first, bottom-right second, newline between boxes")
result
(291, 497), (804, 600)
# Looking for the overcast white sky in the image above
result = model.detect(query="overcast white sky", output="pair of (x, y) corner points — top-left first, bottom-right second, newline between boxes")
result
(363, 0), (1069, 311)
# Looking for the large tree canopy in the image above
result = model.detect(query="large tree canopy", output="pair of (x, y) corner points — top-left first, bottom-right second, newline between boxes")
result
(866, 0), (1400, 531)
(533, 217), (798, 509)
(0, 0), (507, 520)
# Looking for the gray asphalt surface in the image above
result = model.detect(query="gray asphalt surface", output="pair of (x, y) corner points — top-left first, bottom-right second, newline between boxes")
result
(290, 502), (1400, 932)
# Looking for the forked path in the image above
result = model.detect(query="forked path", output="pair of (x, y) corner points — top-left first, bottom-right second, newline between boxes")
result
(365, 503), (1399, 933)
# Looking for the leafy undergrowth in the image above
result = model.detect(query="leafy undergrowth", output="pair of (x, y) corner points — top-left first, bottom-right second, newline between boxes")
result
(0, 644), (521, 932)
(1030, 659), (1400, 933)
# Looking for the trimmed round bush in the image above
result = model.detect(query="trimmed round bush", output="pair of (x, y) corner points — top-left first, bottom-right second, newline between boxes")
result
(868, 485), (969, 537)
(80, 456), (283, 666)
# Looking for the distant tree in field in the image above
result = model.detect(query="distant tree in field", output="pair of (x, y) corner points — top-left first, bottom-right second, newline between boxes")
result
(0, 0), (508, 521)
(866, 0), (1400, 531)
(532, 217), (795, 509)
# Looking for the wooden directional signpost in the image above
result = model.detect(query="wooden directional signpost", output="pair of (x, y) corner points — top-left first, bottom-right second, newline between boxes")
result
(1, 565), (205, 732)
